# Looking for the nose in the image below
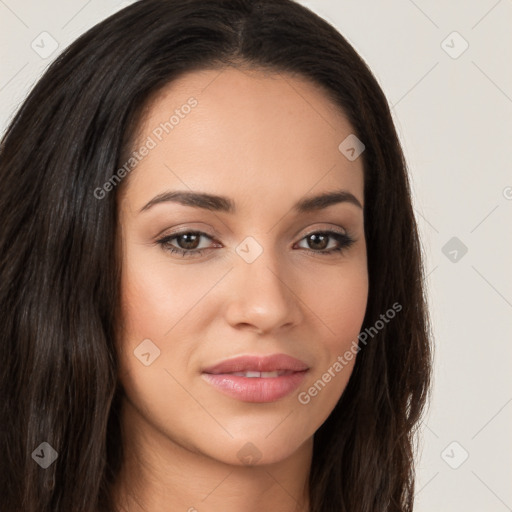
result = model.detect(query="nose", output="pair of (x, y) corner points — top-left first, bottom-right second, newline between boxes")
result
(223, 248), (303, 336)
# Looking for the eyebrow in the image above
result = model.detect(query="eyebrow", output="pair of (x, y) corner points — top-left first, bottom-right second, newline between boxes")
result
(139, 188), (363, 214)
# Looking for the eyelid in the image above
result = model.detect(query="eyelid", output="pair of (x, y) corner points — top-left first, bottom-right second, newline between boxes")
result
(155, 223), (221, 240)
(296, 224), (348, 238)
(160, 230), (221, 248)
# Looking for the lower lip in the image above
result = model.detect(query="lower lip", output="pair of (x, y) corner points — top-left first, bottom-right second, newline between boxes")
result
(201, 371), (308, 403)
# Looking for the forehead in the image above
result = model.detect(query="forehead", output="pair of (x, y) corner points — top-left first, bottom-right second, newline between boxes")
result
(121, 66), (364, 212)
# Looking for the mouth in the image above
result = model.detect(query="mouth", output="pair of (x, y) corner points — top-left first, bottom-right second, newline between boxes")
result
(201, 353), (309, 403)
(226, 370), (296, 378)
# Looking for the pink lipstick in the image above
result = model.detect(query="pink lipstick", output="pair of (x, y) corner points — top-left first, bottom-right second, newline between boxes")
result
(201, 353), (309, 403)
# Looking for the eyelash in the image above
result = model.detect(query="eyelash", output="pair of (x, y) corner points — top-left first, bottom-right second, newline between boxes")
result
(156, 229), (356, 258)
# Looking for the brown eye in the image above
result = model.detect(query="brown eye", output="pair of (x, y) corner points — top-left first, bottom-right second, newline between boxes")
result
(296, 231), (355, 255)
(157, 231), (216, 258)
(174, 233), (202, 250)
(306, 233), (330, 250)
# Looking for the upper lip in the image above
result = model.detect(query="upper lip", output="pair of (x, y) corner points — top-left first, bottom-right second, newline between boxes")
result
(202, 353), (309, 374)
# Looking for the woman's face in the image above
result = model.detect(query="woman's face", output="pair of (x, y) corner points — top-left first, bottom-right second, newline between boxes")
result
(117, 67), (368, 467)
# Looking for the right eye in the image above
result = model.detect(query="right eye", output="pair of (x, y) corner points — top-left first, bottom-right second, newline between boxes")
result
(156, 230), (220, 258)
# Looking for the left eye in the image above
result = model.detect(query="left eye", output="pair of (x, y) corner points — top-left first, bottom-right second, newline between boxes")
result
(295, 231), (354, 254)
(156, 230), (355, 258)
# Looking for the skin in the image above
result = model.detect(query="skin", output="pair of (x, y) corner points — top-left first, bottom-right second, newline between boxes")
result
(114, 66), (368, 512)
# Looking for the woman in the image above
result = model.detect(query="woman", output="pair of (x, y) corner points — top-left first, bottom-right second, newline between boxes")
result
(0, 1), (432, 511)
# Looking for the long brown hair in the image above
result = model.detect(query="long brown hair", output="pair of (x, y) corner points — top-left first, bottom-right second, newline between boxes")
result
(0, 1), (432, 510)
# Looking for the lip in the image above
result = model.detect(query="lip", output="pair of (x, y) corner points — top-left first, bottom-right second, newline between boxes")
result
(201, 353), (309, 403)
(202, 353), (309, 374)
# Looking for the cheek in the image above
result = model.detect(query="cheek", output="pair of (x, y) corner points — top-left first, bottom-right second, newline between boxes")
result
(116, 247), (221, 397)
(118, 252), (206, 344)
(327, 270), (368, 377)
(326, 276), (368, 353)
(295, 257), (368, 419)
(303, 256), (368, 352)
(116, 257), (204, 430)
(116, 254), (184, 385)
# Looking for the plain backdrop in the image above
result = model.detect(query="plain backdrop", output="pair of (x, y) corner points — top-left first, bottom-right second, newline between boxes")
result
(1, 1), (511, 510)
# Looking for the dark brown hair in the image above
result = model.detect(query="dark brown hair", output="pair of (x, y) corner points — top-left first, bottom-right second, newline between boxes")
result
(0, 1), (432, 510)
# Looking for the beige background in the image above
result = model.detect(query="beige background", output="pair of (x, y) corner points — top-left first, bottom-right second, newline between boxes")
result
(1, 1), (511, 510)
